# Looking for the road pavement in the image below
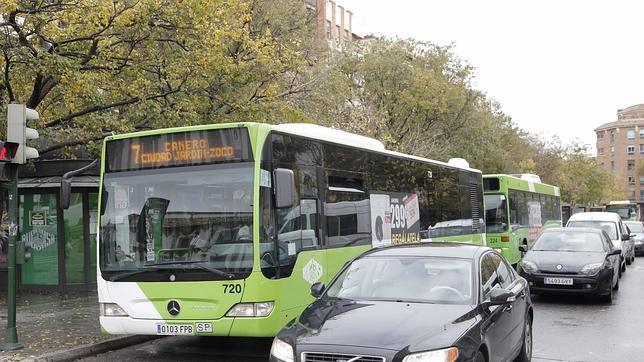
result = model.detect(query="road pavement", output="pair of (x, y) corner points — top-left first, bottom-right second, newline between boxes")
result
(79, 257), (644, 362)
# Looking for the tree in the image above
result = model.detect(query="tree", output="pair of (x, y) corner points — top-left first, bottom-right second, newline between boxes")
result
(1, 0), (318, 157)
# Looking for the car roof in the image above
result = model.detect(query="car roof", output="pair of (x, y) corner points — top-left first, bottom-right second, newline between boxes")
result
(567, 212), (621, 222)
(545, 227), (603, 234)
(361, 242), (491, 259)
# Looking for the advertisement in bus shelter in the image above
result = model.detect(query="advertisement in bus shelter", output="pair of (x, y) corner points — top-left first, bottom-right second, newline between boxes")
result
(370, 192), (420, 247)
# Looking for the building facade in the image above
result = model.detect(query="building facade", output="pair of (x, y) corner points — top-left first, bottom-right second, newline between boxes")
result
(307, 0), (362, 51)
(595, 104), (644, 210)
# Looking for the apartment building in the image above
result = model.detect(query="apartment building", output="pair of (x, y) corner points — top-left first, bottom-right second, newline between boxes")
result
(596, 104), (644, 205)
(306, 0), (363, 51)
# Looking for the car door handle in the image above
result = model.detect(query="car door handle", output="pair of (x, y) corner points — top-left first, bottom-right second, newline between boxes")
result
(505, 304), (513, 312)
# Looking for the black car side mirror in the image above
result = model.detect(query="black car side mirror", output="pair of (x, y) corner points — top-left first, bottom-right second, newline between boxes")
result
(488, 288), (516, 305)
(310, 282), (325, 298)
(630, 233), (636, 239)
(519, 245), (528, 253)
(610, 249), (622, 256)
(621, 234), (630, 241)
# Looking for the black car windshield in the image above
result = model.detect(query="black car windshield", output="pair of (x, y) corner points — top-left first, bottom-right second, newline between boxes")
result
(567, 221), (617, 240)
(484, 195), (507, 233)
(625, 222), (644, 233)
(325, 256), (472, 304)
(533, 231), (605, 252)
(99, 162), (254, 276)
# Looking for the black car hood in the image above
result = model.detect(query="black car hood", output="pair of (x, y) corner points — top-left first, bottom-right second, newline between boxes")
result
(525, 251), (606, 273)
(289, 298), (477, 352)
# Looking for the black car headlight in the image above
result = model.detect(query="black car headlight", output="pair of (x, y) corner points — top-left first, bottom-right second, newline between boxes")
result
(270, 338), (294, 362)
(402, 347), (459, 362)
(520, 260), (538, 273)
(580, 262), (607, 275)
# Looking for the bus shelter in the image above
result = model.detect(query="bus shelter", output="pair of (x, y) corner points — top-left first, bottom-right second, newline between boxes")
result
(0, 160), (99, 291)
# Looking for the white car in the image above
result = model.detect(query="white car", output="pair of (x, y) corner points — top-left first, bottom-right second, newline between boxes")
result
(566, 212), (634, 275)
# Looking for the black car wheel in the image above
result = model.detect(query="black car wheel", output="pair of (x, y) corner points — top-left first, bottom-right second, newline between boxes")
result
(515, 316), (532, 362)
(475, 350), (486, 362)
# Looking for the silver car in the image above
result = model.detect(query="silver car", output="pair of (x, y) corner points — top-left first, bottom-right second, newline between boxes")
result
(625, 221), (644, 256)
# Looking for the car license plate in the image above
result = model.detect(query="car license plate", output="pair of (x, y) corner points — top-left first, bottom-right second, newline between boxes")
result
(156, 323), (194, 335)
(544, 277), (573, 285)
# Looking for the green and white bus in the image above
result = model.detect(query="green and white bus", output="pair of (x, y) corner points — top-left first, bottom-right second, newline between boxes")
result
(483, 174), (561, 267)
(78, 122), (486, 337)
(605, 200), (639, 221)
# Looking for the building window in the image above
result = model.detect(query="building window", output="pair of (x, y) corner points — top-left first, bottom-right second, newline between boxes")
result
(640, 129), (644, 138)
(640, 175), (644, 185)
(640, 189), (644, 200)
(640, 145), (644, 155)
(628, 145), (635, 155)
(611, 130), (615, 142)
(628, 176), (636, 185)
(597, 131), (605, 140)
(598, 148), (604, 155)
(630, 191), (636, 202)
(611, 146), (615, 156)
(628, 160), (635, 171)
(611, 161), (615, 170)
(628, 129), (636, 139)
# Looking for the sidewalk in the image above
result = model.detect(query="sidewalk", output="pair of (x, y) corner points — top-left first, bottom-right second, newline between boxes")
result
(0, 289), (116, 361)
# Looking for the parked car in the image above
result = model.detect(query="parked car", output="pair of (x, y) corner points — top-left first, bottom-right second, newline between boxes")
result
(566, 212), (633, 272)
(624, 221), (644, 256)
(270, 243), (533, 362)
(519, 227), (621, 303)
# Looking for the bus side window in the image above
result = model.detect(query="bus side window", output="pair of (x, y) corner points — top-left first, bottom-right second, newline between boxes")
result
(273, 166), (320, 278)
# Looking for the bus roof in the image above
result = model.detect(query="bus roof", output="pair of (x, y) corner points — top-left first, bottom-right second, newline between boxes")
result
(104, 122), (482, 174)
(483, 173), (560, 196)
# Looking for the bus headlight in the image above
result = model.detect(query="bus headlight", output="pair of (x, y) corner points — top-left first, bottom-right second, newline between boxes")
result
(270, 338), (294, 362)
(402, 347), (459, 362)
(101, 303), (128, 317)
(226, 302), (274, 317)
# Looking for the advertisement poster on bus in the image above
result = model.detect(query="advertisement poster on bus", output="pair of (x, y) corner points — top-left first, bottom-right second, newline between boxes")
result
(527, 201), (542, 244)
(370, 192), (420, 248)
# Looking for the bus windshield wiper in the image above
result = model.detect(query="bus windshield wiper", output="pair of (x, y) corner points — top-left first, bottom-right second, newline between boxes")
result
(147, 261), (236, 279)
(108, 267), (164, 282)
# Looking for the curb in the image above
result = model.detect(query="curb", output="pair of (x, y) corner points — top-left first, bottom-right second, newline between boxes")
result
(33, 335), (160, 362)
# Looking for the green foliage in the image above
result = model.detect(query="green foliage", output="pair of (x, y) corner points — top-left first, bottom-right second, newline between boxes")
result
(1, 0), (317, 157)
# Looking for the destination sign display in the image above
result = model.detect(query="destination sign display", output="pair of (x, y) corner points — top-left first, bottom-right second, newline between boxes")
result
(106, 128), (252, 172)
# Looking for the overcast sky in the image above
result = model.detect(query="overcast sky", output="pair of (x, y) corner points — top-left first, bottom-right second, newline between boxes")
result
(345, 0), (644, 152)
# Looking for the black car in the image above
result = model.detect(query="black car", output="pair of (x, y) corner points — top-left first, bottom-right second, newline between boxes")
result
(624, 221), (644, 256)
(519, 227), (621, 302)
(270, 243), (533, 362)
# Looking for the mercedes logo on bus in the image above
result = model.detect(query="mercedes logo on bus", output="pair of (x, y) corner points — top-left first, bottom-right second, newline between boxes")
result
(556, 264), (563, 270)
(167, 300), (181, 316)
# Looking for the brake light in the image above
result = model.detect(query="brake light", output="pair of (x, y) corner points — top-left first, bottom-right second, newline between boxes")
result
(501, 235), (510, 242)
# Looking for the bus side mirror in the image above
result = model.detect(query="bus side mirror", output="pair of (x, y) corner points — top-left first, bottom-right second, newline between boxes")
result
(274, 168), (295, 208)
(519, 245), (528, 253)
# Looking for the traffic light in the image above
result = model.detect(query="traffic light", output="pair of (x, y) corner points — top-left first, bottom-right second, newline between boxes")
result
(7, 103), (39, 164)
(0, 141), (19, 162)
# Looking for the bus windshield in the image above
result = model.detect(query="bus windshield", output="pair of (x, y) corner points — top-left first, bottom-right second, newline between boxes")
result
(605, 207), (632, 219)
(99, 163), (254, 277)
(484, 194), (508, 233)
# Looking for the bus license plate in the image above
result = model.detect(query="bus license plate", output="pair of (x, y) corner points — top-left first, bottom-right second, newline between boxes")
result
(544, 277), (573, 285)
(156, 324), (194, 335)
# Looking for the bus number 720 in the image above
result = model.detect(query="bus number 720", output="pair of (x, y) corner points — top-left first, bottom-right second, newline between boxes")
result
(223, 284), (242, 294)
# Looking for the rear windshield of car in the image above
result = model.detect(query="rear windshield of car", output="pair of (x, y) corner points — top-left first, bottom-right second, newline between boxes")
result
(567, 220), (617, 240)
(625, 222), (644, 233)
(325, 256), (472, 305)
(533, 231), (605, 252)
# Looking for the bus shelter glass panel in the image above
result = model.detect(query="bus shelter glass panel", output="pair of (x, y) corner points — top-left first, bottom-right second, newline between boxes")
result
(64, 193), (85, 284)
(20, 193), (59, 285)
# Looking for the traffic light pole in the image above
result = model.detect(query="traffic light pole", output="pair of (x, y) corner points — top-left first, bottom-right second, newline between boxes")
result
(0, 163), (22, 350)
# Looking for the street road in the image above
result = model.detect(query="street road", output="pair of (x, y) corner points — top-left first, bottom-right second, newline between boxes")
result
(80, 258), (644, 362)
